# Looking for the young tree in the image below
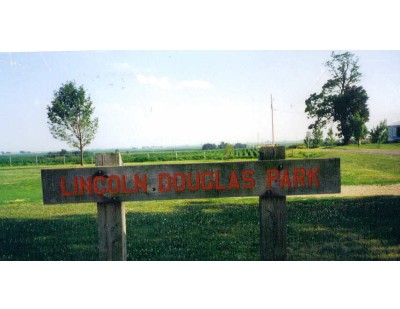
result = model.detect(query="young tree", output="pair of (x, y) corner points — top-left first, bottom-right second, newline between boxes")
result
(304, 133), (311, 149)
(370, 120), (389, 147)
(327, 127), (335, 147)
(351, 113), (368, 147)
(47, 81), (99, 166)
(223, 143), (234, 159)
(305, 51), (370, 144)
(311, 127), (323, 148)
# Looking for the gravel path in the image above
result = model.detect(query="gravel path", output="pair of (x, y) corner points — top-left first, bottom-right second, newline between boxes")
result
(295, 184), (400, 198)
(337, 184), (400, 196)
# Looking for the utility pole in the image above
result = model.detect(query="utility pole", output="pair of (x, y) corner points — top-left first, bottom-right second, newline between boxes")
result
(271, 94), (275, 146)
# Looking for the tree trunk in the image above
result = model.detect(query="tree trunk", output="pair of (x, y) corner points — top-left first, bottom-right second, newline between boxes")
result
(343, 135), (351, 145)
(80, 145), (84, 166)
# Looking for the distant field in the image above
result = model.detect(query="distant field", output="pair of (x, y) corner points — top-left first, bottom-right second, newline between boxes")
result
(2, 143), (399, 167)
(1, 145), (399, 260)
(0, 147), (260, 166)
(286, 147), (400, 185)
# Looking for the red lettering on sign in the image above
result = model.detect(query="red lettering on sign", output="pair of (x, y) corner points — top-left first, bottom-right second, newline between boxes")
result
(201, 171), (214, 190)
(293, 168), (306, 187)
(266, 168), (279, 189)
(79, 176), (93, 195)
(173, 172), (186, 192)
(73, 176), (79, 195)
(108, 175), (121, 194)
(242, 169), (255, 189)
(121, 175), (133, 194)
(60, 177), (72, 196)
(158, 173), (171, 192)
(279, 169), (292, 188)
(56, 166), (323, 199)
(187, 172), (200, 191)
(134, 174), (147, 193)
(215, 171), (227, 190)
(93, 176), (107, 195)
(228, 170), (240, 190)
(307, 167), (320, 187)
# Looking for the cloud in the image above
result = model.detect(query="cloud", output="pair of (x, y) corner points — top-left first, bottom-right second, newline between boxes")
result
(136, 74), (211, 90)
(136, 74), (173, 90)
(112, 62), (136, 73)
(176, 80), (211, 90)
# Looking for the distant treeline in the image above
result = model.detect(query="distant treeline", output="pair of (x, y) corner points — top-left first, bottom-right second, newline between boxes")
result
(46, 149), (94, 157)
(202, 142), (247, 150)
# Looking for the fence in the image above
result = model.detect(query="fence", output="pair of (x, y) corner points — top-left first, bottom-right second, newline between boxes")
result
(0, 154), (95, 167)
(0, 148), (261, 167)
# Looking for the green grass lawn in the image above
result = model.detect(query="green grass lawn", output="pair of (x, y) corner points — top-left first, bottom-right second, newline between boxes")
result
(286, 147), (400, 185)
(1, 196), (400, 260)
(333, 143), (400, 150)
(1, 147), (400, 261)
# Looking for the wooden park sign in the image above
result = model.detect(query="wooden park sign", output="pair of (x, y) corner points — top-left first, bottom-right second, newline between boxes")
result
(42, 159), (339, 204)
(41, 148), (340, 261)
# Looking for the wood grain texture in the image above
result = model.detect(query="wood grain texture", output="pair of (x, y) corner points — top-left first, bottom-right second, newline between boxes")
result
(259, 146), (287, 261)
(41, 158), (340, 204)
(259, 196), (287, 260)
(96, 153), (127, 261)
(259, 146), (286, 160)
(95, 153), (123, 167)
(97, 202), (126, 261)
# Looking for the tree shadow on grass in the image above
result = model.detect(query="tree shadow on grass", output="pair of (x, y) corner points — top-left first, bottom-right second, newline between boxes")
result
(127, 196), (400, 261)
(0, 215), (98, 261)
(1, 196), (399, 261)
(126, 200), (260, 261)
(287, 196), (400, 260)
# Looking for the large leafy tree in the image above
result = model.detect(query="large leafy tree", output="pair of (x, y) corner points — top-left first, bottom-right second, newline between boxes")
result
(305, 51), (369, 145)
(47, 81), (99, 166)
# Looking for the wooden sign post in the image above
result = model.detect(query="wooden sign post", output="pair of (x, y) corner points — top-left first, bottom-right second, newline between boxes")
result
(95, 153), (126, 261)
(259, 146), (287, 260)
(41, 152), (340, 261)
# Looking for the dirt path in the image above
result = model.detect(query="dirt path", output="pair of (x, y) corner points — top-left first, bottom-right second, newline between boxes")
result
(338, 184), (400, 196)
(295, 184), (400, 198)
(334, 149), (400, 156)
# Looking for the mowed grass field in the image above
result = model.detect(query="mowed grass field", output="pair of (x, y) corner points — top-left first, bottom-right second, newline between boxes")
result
(0, 146), (400, 260)
(287, 145), (400, 185)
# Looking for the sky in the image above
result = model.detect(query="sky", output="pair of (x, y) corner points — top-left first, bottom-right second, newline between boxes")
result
(1, 50), (400, 152)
